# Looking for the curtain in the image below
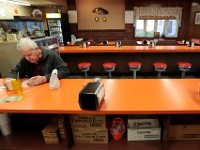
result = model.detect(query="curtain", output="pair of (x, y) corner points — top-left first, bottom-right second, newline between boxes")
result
(133, 7), (182, 26)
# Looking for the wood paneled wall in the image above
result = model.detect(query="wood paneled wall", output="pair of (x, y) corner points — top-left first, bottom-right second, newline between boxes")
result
(67, 0), (199, 41)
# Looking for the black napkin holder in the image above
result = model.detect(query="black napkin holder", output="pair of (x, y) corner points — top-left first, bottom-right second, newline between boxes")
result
(79, 82), (105, 110)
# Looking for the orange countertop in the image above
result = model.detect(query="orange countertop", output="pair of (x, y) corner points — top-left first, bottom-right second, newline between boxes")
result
(59, 46), (200, 53)
(1, 79), (200, 114)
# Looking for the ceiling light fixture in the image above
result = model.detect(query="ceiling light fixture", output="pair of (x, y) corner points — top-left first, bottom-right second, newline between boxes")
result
(0, 0), (31, 6)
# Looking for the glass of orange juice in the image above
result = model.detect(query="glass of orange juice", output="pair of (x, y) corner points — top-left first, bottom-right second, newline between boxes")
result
(11, 79), (22, 93)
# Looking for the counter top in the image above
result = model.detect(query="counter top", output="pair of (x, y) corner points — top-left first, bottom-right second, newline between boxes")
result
(59, 45), (200, 53)
(1, 79), (200, 114)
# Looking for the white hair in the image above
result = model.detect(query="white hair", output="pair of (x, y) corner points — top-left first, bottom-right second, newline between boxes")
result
(17, 37), (38, 51)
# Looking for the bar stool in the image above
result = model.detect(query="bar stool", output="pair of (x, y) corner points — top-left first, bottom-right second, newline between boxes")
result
(102, 62), (117, 78)
(153, 62), (167, 78)
(128, 62), (142, 79)
(177, 62), (192, 78)
(78, 62), (92, 78)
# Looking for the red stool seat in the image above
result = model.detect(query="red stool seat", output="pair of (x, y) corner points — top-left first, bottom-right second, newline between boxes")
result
(128, 62), (142, 68)
(153, 62), (167, 68)
(78, 62), (92, 78)
(103, 62), (117, 78)
(153, 62), (167, 78)
(177, 62), (192, 68)
(78, 62), (92, 69)
(103, 62), (117, 69)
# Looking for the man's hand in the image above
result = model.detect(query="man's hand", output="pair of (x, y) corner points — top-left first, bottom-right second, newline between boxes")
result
(27, 76), (47, 86)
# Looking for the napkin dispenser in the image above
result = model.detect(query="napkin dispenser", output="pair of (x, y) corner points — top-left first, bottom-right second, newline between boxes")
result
(79, 82), (105, 110)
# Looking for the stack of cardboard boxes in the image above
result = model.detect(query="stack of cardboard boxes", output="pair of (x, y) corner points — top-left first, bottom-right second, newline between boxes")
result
(127, 117), (161, 141)
(169, 116), (200, 140)
(169, 125), (200, 140)
(69, 114), (109, 144)
(42, 115), (66, 144)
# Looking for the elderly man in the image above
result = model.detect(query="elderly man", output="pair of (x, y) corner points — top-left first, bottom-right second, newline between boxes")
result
(8, 37), (69, 86)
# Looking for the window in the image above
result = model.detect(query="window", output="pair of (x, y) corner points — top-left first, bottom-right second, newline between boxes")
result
(157, 20), (165, 36)
(167, 20), (178, 37)
(135, 19), (178, 38)
(146, 20), (155, 37)
(135, 20), (144, 37)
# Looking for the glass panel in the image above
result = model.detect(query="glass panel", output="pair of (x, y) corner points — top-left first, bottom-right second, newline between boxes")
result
(157, 20), (165, 37)
(167, 20), (177, 36)
(146, 20), (155, 37)
(135, 19), (178, 38)
(135, 20), (144, 37)
(0, 20), (45, 39)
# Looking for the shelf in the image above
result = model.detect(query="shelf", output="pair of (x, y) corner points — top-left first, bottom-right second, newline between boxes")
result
(14, 16), (42, 21)
(49, 25), (61, 27)
(71, 139), (162, 150)
(50, 30), (62, 32)
(1, 130), (200, 150)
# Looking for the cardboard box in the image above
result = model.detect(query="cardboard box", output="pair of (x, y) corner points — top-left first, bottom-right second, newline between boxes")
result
(43, 137), (60, 144)
(127, 118), (160, 141)
(42, 125), (58, 133)
(128, 119), (159, 128)
(42, 130), (61, 144)
(42, 118), (61, 144)
(69, 114), (106, 128)
(73, 136), (108, 144)
(72, 128), (108, 144)
(169, 125), (200, 140)
(127, 128), (161, 141)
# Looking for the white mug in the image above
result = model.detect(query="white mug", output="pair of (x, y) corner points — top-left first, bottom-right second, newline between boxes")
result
(4, 79), (15, 90)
